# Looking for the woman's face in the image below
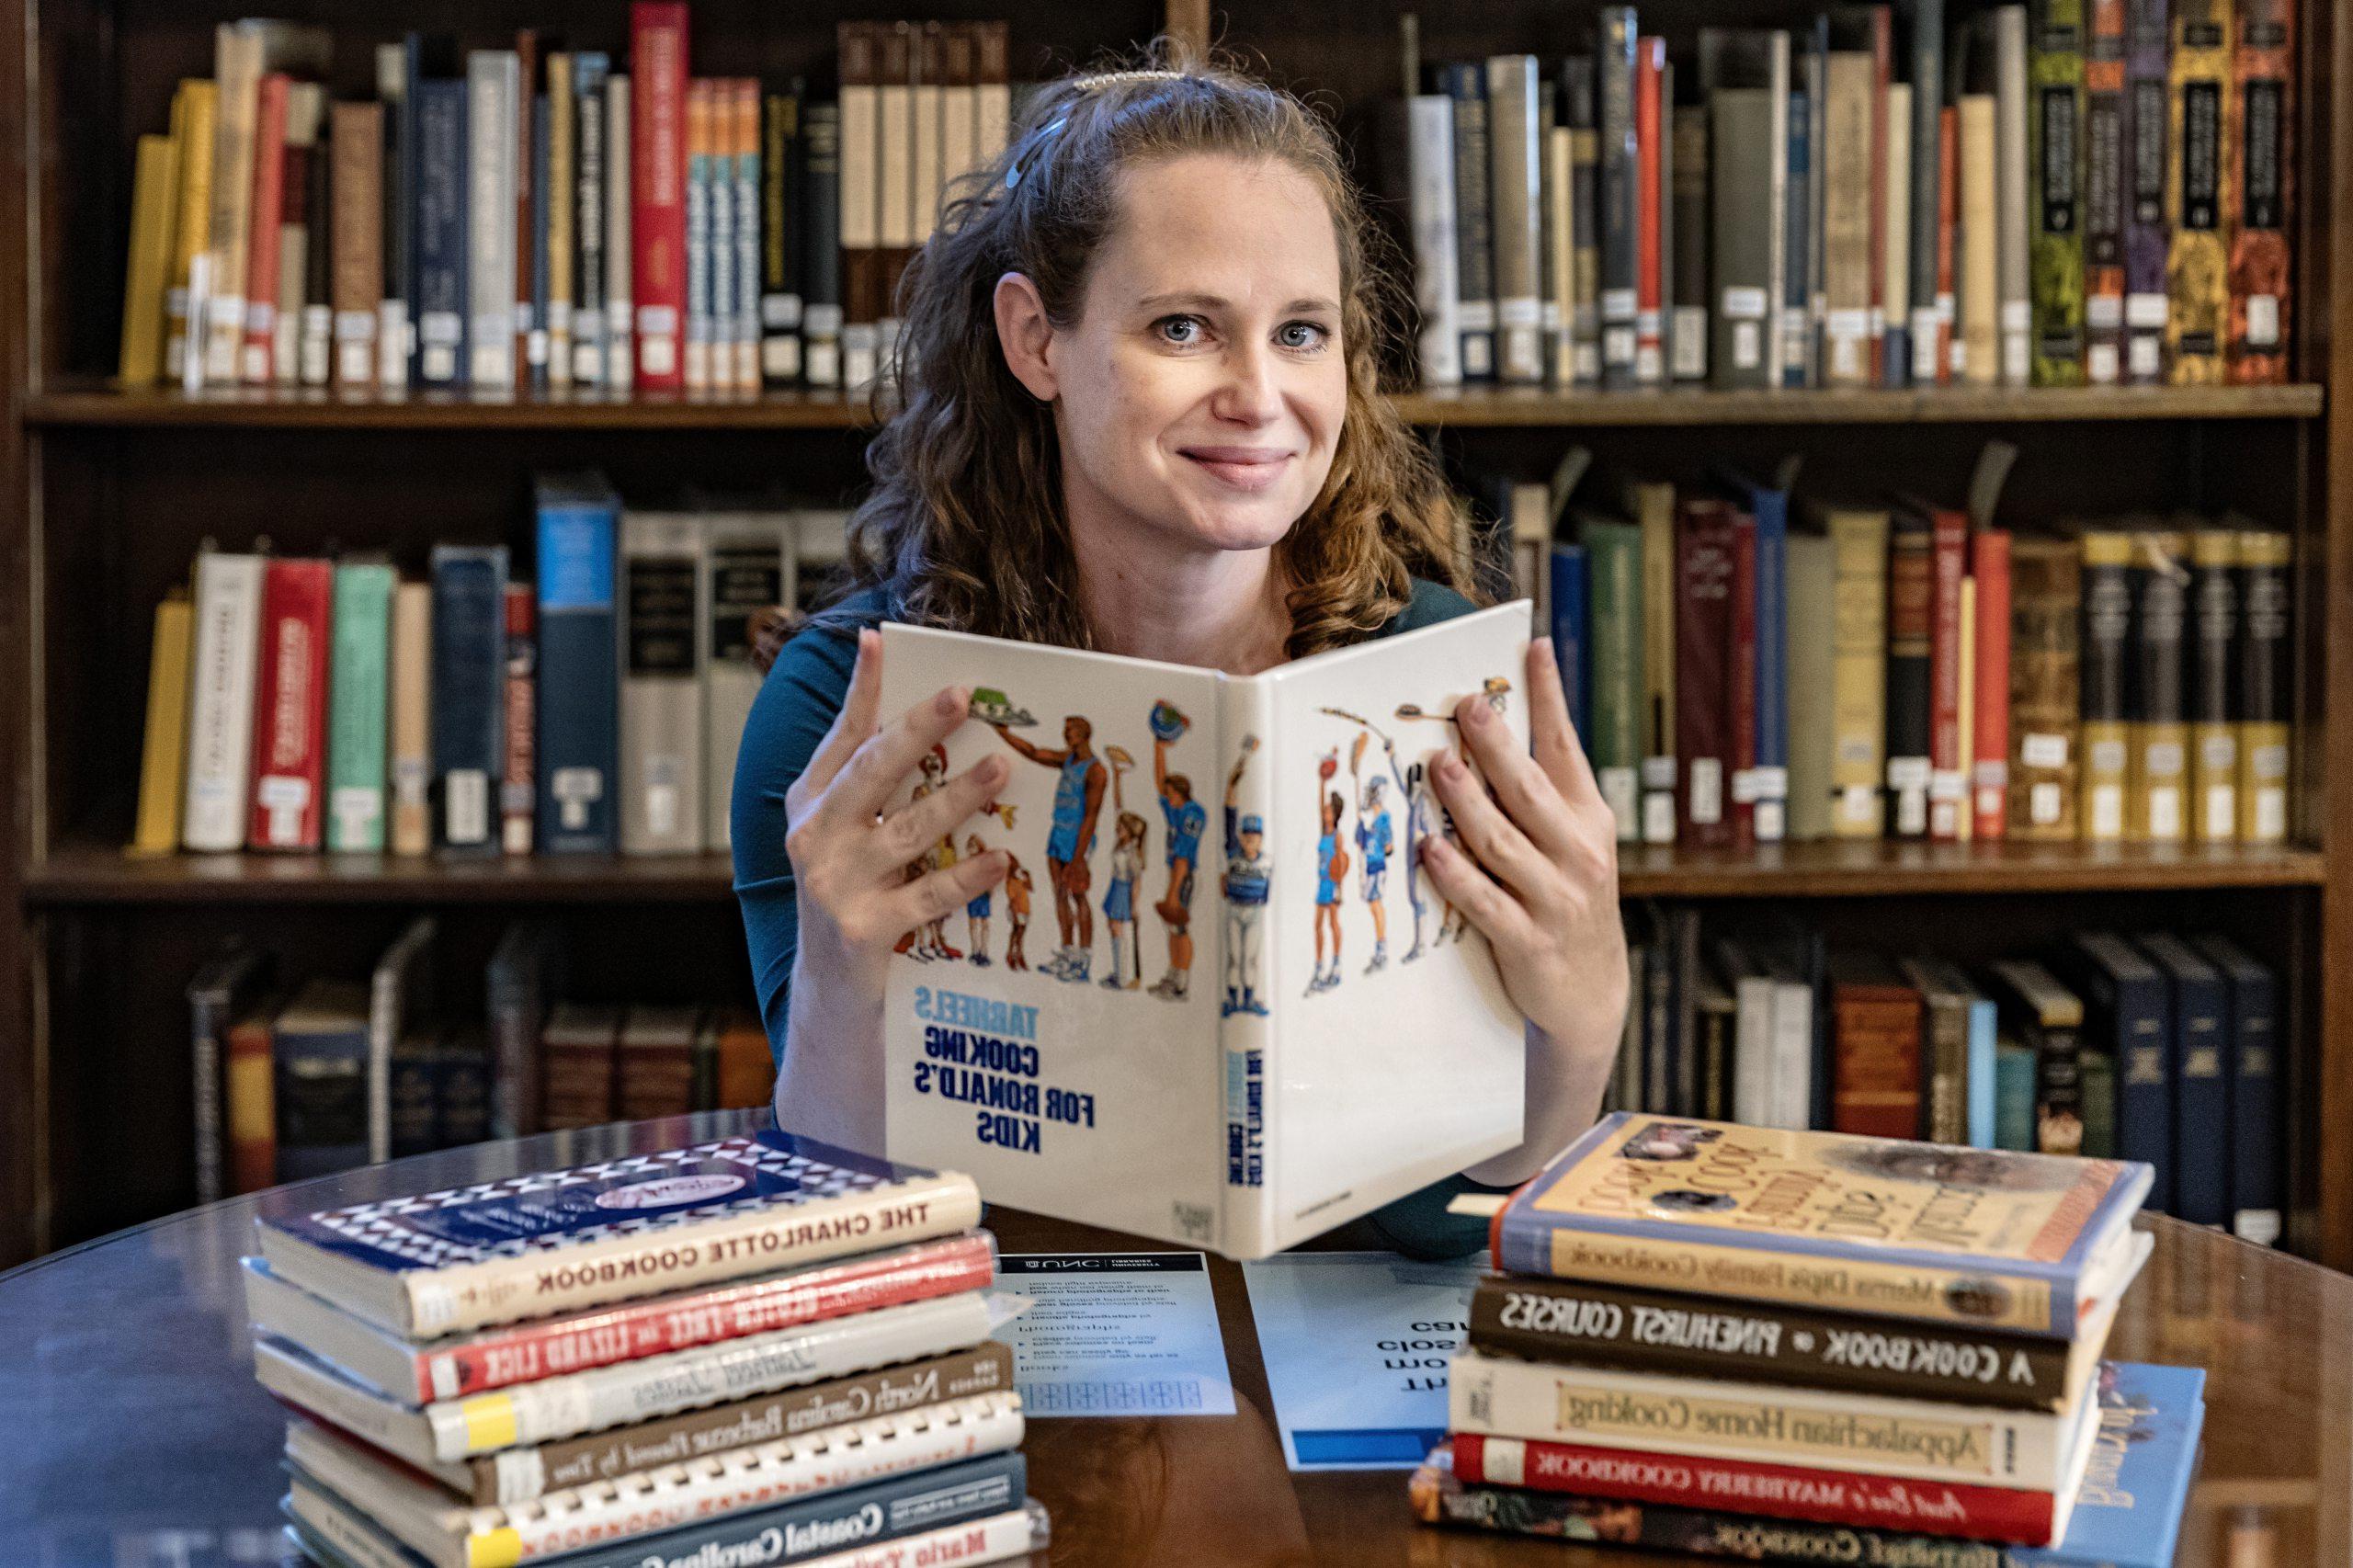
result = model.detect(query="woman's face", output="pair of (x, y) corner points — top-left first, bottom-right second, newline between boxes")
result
(1037, 153), (1348, 557)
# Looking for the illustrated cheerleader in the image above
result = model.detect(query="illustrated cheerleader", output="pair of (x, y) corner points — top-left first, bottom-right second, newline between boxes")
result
(963, 834), (994, 965)
(1102, 812), (1148, 990)
(1306, 749), (1349, 995)
(1148, 701), (1206, 1001)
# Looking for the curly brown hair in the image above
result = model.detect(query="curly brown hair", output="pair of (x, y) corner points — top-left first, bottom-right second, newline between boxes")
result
(801, 40), (1471, 663)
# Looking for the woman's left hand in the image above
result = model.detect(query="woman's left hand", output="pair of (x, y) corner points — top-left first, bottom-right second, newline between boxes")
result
(1419, 636), (1630, 1065)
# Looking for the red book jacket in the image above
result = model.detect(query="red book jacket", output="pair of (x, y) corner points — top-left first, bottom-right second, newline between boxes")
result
(1633, 37), (1665, 381)
(1927, 504), (1970, 839)
(246, 557), (333, 851)
(241, 74), (292, 384)
(1972, 528), (2014, 837)
(631, 2), (690, 390)
(1829, 950), (1922, 1138)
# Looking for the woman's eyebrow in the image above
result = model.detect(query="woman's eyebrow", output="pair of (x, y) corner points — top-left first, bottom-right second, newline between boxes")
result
(1135, 290), (1340, 315)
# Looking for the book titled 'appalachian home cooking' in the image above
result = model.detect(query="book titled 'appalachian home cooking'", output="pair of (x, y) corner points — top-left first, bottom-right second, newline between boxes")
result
(1489, 1115), (2153, 1336)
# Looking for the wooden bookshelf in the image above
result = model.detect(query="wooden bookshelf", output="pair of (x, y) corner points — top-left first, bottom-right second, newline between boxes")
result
(1, 0), (2346, 1274)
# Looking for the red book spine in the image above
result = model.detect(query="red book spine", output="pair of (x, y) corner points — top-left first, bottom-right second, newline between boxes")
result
(247, 558), (332, 851)
(242, 74), (292, 384)
(1832, 976), (1922, 1138)
(1927, 507), (1969, 840)
(412, 1233), (998, 1402)
(1674, 503), (1736, 847)
(1450, 1434), (2059, 1546)
(1633, 37), (1665, 383)
(1936, 105), (1959, 382)
(1727, 513), (1758, 851)
(1866, 9), (1891, 378)
(501, 583), (536, 856)
(631, 1), (691, 390)
(1972, 529), (2014, 838)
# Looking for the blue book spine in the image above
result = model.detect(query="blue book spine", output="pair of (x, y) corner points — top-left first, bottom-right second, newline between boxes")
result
(429, 545), (509, 856)
(2067, 933), (2174, 1213)
(1747, 483), (1789, 840)
(2015, 1363), (2207, 1568)
(535, 483), (620, 852)
(275, 1006), (369, 1182)
(415, 76), (469, 386)
(1782, 89), (1812, 387)
(1995, 1043), (2036, 1149)
(1966, 995), (1998, 1147)
(1548, 545), (1588, 748)
(2199, 935), (2279, 1243)
(2140, 934), (2229, 1227)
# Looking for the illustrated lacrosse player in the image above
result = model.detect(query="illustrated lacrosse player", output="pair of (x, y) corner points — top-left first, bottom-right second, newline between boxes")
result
(1349, 733), (1394, 971)
(993, 713), (1107, 983)
(1099, 745), (1147, 991)
(1149, 702), (1207, 1000)
(962, 834), (994, 966)
(1306, 749), (1349, 994)
(1222, 736), (1271, 1017)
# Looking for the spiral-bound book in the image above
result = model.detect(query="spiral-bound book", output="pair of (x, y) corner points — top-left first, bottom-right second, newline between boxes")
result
(875, 603), (1534, 1258)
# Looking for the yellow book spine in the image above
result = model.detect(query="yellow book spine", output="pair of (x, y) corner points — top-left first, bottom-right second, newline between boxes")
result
(2188, 528), (2239, 840)
(131, 594), (195, 854)
(165, 80), (219, 383)
(1827, 509), (1890, 838)
(2234, 528), (2290, 841)
(2164, 0), (2233, 384)
(119, 133), (181, 386)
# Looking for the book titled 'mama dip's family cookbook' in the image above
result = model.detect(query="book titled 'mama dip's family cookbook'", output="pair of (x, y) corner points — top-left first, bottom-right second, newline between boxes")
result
(876, 604), (1534, 1258)
(254, 1131), (981, 1336)
(1490, 1115), (2152, 1335)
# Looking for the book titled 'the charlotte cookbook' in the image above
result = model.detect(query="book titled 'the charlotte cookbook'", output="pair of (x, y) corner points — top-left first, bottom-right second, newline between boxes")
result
(876, 603), (1536, 1257)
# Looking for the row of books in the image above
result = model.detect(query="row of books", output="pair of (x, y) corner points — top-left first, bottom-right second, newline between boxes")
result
(188, 916), (777, 1203)
(244, 1132), (1047, 1568)
(133, 477), (848, 861)
(1398, 0), (2293, 392)
(118, 8), (1015, 397)
(1505, 461), (2293, 846)
(1416, 1117), (2202, 1568)
(1609, 908), (2280, 1240)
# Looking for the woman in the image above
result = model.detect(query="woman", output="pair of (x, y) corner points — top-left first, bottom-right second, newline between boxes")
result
(733, 51), (1628, 1259)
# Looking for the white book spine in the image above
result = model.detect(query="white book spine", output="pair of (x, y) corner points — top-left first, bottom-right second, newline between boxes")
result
(1730, 974), (1777, 1124)
(1487, 55), (1545, 384)
(366, 918), (434, 1165)
(467, 54), (518, 390)
(1407, 97), (1463, 388)
(1448, 1346), (2068, 1487)
(256, 1336), (449, 1472)
(243, 1258), (416, 1402)
(290, 1390), (1022, 1566)
(1217, 672), (1276, 1259)
(618, 511), (709, 854)
(1995, 6), (2031, 387)
(181, 551), (266, 851)
(606, 75), (634, 392)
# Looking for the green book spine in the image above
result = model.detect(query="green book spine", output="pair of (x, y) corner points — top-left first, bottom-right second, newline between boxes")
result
(2078, 1047), (2117, 1156)
(1995, 1040), (2038, 1149)
(1582, 518), (1644, 842)
(326, 561), (395, 851)
(2029, 0), (2088, 384)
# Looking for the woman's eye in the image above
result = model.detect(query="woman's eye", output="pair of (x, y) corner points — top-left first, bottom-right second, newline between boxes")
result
(1278, 321), (1331, 352)
(1154, 314), (1207, 346)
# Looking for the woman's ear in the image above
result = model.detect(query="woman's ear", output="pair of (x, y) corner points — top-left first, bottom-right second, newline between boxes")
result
(993, 271), (1059, 403)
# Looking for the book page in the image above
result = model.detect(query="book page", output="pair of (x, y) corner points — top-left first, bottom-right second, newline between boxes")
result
(880, 623), (1227, 1247)
(1256, 603), (1530, 1246)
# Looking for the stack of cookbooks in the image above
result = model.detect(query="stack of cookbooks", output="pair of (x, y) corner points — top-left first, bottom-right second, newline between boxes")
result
(1416, 1114), (2207, 1565)
(240, 1129), (1048, 1568)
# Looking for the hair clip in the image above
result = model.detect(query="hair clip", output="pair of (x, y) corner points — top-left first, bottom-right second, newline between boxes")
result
(1004, 112), (1069, 189)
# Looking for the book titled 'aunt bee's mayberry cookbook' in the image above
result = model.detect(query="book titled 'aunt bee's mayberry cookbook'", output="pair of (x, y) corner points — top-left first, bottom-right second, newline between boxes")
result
(875, 603), (1535, 1258)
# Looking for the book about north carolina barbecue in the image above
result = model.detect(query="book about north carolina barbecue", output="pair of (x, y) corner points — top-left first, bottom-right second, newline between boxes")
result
(1490, 1115), (2153, 1336)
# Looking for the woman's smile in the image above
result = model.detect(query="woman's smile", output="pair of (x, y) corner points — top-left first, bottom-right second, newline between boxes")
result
(1176, 445), (1297, 492)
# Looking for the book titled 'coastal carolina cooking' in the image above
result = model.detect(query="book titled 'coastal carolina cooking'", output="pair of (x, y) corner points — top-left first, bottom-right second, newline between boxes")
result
(1488, 1115), (2153, 1335)
(254, 1130), (981, 1337)
(875, 604), (1534, 1258)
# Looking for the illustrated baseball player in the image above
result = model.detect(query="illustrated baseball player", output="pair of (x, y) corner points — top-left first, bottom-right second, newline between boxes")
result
(1221, 736), (1270, 1017)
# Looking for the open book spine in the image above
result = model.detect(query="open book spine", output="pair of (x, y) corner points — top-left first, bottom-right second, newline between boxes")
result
(1218, 674), (1276, 1258)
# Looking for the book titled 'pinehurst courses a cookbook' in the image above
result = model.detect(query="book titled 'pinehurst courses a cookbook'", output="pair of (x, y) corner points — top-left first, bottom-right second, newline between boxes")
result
(1488, 1114), (2154, 1336)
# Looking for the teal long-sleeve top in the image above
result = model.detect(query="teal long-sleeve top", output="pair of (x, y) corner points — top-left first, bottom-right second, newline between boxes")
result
(729, 575), (1509, 1260)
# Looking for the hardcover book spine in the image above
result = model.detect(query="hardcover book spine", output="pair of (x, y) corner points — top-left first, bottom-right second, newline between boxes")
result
(228, 1008), (276, 1192)
(2234, 528), (2290, 841)
(296, 91), (335, 386)
(1220, 674), (1275, 1259)
(2129, 529), (2189, 840)
(1448, 1347), (2068, 1492)
(1863, 12), (1893, 381)
(511, 32), (539, 383)
(761, 88), (804, 386)
(1635, 483), (1677, 844)
(327, 562), (395, 852)
(1583, 521), (1643, 839)
(1909, 0), (1946, 382)
(1971, 529), (2013, 838)
(800, 99), (843, 390)
(1726, 515), (1758, 848)
(249, 555), (336, 847)
(1673, 507), (1733, 848)
(1832, 976), (1922, 1139)
(2187, 528), (2239, 841)
(2199, 936), (2279, 1242)
(183, 551), (266, 852)
(2143, 935), (2227, 1224)
(1632, 39), (1665, 385)
(1566, 64), (1601, 387)
(1784, 534), (1835, 839)
(1826, 510), (1889, 838)
(536, 495), (620, 854)
(1959, 93), (1998, 383)
(874, 23), (917, 376)
(2226, 0), (2290, 381)
(2123, 0), (2172, 381)
(502, 583), (536, 855)
(1783, 83), (1813, 387)
(2006, 535), (2081, 836)
(429, 545), (509, 856)
(620, 513), (708, 854)
(165, 82), (219, 386)
(632, 2), (690, 391)
(240, 73), (289, 385)
(1879, 81), (1912, 386)
(1748, 490), (1788, 843)
(133, 594), (193, 854)
(1670, 103), (1711, 383)
(2078, 529), (2133, 840)
(1445, 63), (1496, 382)
(414, 79), (469, 387)
(835, 23), (881, 392)
(685, 78), (713, 394)
(466, 52), (518, 390)
(1411, 90), (1464, 387)
(574, 57), (609, 386)
(268, 92), (316, 387)
(1883, 509), (1933, 839)
(733, 81), (763, 392)
(1487, 55), (1545, 384)
(1821, 48), (1874, 384)
(607, 74), (634, 391)
(705, 520), (788, 852)
(2165, 0), (2233, 382)
(201, 26), (260, 386)
(1449, 1434), (2059, 1545)
(2029, 0), (2087, 384)
(1546, 119), (1574, 386)
(2083, 0), (2129, 383)
(1597, 12), (1640, 387)
(546, 53), (575, 389)
(1711, 84), (1778, 391)
(470, 1341), (1016, 1505)
(1922, 984), (1971, 1142)
(1935, 104), (1959, 381)
(330, 103), (384, 389)
(1926, 509), (1969, 840)
(390, 580), (433, 854)
(381, 40), (414, 392)
(1995, 6), (2034, 383)
(1465, 1274), (2075, 1408)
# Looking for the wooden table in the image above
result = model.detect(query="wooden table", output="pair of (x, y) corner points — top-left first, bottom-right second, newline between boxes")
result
(1, 1111), (2343, 1566)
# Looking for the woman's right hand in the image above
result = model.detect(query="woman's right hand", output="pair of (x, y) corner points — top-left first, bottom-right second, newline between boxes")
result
(785, 629), (1012, 999)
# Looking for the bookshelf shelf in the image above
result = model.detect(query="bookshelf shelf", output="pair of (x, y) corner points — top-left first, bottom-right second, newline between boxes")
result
(21, 379), (2326, 431)
(23, 836), (2326, 906)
